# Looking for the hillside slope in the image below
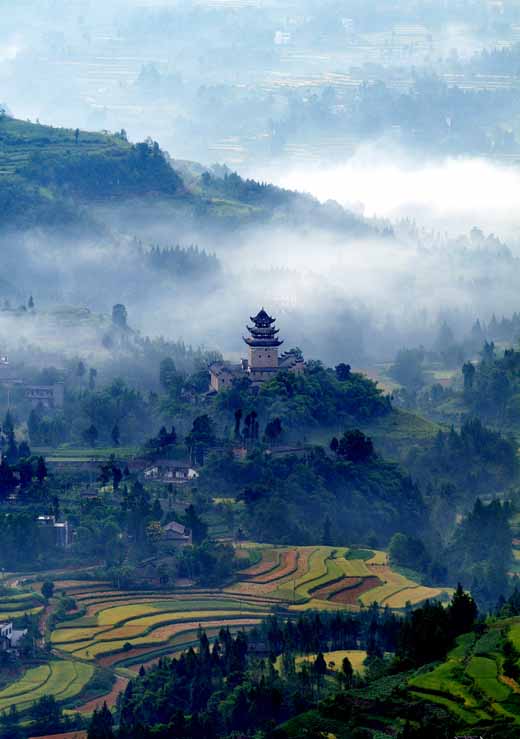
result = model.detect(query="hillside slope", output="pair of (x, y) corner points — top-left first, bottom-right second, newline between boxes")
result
(0, 114), (379, 236)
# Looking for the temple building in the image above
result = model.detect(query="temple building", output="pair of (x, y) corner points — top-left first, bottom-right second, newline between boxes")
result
(209, 308), (304, 393)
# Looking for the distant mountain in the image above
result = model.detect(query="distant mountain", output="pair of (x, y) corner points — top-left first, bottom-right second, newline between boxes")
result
(0, 115), (383, 238)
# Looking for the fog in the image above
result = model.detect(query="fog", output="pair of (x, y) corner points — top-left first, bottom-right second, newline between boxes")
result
(3, 0), (520, 369)
(259, 152), (520, 243)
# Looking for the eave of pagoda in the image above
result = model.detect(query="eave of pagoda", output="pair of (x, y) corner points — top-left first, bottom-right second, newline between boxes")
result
(243, 336), (284, 347)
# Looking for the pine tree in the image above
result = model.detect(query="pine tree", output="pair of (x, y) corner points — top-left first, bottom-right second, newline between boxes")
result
(36, 456), (47, 483)
(88, 701), (114, 739)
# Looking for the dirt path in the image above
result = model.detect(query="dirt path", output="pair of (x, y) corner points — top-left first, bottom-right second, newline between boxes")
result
(500, 675), (520, 693)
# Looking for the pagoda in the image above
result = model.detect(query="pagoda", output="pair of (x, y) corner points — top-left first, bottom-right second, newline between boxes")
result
(209, 308), (305, 392)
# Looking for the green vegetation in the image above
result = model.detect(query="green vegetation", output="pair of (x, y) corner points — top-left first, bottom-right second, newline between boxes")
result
(0, 660), (94, 713)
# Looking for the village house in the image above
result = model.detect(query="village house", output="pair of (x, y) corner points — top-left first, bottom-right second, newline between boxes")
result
(37, 516), (71, 548)
(0, 621), (27, 652)
(143, 461), (199, 485)
(209, 308), (305, 393)
(25, 382), (65, 409)
(162, 520), (192, 547)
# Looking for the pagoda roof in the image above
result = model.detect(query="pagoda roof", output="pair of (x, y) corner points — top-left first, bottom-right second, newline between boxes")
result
(250, 307), (276, 327)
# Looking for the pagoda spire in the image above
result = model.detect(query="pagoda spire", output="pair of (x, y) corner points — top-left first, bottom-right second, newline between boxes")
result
(244, 307), (283, 348)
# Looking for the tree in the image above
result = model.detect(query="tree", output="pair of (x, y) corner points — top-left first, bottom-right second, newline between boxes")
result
(186, 415), (215, 464)
(76, 360), (86, 388)
(28, 295), (34, 310)
(18, 440), (31, 458)
(159, 357), (178, 392)
(389, 533), (430, 572)
(152, 497), (163, 521)
(29, 695), (62, 735)
(27, 409), (41, 445)
(88, 702), (114, 739)
(0, 458), (16, 498)
(89, 367), (98, 391)
(112, 304), (128, 329)
(322, 515), (332, 546)
(342, 655), (354, 687)
(462, 361), (476, 391)
(264, 417), (283, 444)
(449, 583), (477, 636)
(41, 581), (54, 600)
(83, 424), (99, 448)
(338, 430), (374, 463)
(111, 424), (120, 447)
(113, 466), (123, 492)
(183, 504), (208, 545)
(330, 437), (339, 454)
(36, 456), (47, 483)
(2, 411), (14, 436)
(313, 652), (327, 676)
(389, 347), (425, 390)
(335, 363), (352, 381)
(234, 408), (242, 438)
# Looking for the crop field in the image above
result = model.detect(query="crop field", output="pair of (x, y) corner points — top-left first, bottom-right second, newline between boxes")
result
(0, 547), (452, 717)
(409, 628), (520, 723)
(229, 546), (448, 610)
(46, 582), (273, 668)
(0, 660), (94, 713)
(294, 650), (368, 674)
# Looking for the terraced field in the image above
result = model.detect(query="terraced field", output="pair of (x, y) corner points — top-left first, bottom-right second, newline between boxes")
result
(409, 628), (520, 724)
(0, 660), (94, 713)
(229, 546), (450, 611)
(0, 547), (452, 717)
(48, 582), (274, 669)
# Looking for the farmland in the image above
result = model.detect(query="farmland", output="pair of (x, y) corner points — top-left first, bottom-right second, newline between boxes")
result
(0, 546), (452, 718)
(230, 545), (451, 611)
(409, 626), (520, 724)
(0, 660), (94, 714)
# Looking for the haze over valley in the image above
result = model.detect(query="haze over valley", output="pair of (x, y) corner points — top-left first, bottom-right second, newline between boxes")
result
(3, 3), (520, 739)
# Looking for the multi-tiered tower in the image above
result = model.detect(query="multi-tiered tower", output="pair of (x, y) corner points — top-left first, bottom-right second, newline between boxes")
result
(243, 308), (283, 382)
(209, 307), (305, 393)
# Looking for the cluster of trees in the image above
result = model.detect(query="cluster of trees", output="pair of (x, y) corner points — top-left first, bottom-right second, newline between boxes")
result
(462, 343), (520, 425)
(200, 439), (426, 546)
(146, 245), (220, 278)
(217, 362), (391, 433)
(390, 498), (513, 611)
(22, 139), (184, 200)
(405, 418), (518, 503)
(96, 587), (476, 739)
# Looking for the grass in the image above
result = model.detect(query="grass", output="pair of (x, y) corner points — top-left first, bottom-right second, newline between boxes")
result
(35, 446), (138, 462)
(409, 632), (513, 723)
(345, 549), (374, 561)
(466, 656), (511, 701)
(294, 650), (368, 674)
(0, 606), (43, 620)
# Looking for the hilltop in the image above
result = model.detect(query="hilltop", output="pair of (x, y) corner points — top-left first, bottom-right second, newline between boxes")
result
(0, 114), (377, 236)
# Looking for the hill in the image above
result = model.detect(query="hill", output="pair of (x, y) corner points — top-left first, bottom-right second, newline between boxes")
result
(0, 114), (378, 236)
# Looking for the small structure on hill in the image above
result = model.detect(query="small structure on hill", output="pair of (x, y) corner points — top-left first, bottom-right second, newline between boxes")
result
(25, 382), (64, 409)
(37, 515), (71, 548)
(143, 461), (199, 485)
(209, 308), (304, 392)
(162, 520), (192, 547)
(0, 621), (27, 652)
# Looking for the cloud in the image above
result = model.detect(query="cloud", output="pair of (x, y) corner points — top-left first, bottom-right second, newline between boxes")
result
(258, 148), (520, 242)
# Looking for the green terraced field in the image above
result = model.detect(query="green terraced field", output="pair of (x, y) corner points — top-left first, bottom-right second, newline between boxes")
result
(0, 660), (94, 713)
(409, 631), (514, 723)
(466, 656), (511, 701)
